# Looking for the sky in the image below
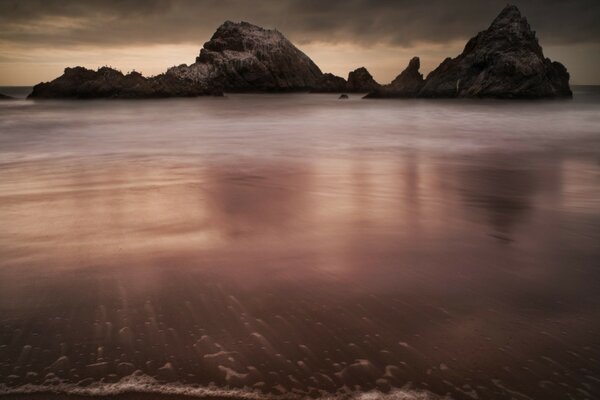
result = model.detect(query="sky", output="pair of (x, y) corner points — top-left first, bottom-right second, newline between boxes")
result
(1, 0), (599, 86)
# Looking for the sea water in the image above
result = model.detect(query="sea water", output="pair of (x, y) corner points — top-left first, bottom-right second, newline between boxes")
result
(0, 88), (599, 399)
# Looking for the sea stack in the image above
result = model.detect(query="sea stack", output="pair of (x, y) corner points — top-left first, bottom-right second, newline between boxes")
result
(28, 67), (220, 99)
(312, 73), (348, 93)
(365, 57), (424, 98)
(366, 5), (571, 99)
(167, 21), (323, 92)
(28, 20), (324, 98)
(347, 67), (381, 92)
(27, 6), (571, 100)
(422, 5), (570, 98)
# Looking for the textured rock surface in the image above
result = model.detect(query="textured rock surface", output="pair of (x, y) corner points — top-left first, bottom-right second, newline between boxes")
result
(311, 73), (348, 93)
(28, 7), (571, 100)
(167, 21), (323, 92)
(347, 67), (380, 92)
(28, 67), (220, 99)
(365, 57), (424, 98)
(419, 5), (571, 98)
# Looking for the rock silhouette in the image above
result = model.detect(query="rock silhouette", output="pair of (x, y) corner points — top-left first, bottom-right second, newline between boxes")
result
(29, 67), (220, 99)
(167, 21), (323, 92)
(365, 57), (424, 98)
(29, 5), (571, 100)
(418, 5), (571, 98)
(312, 73), (348, 93)
(347, 67), (381, 92)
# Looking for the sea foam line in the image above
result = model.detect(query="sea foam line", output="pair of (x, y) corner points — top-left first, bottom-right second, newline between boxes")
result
(0, 372), (445, 400)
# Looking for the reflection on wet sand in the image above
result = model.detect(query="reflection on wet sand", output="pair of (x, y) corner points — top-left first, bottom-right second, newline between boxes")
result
(1, 150), (599, 400)
(459, 160), (537, 242)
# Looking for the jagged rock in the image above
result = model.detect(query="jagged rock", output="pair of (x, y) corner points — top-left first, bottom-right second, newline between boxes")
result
(347, 67), (380, 92)
(0, 92), (13, 100)
(28, 67), (221, 99)
(364, 57), (424, 98)
(27, 8), (570, 100)
(167, 21), (322, 92)
(312, 73), (347, 93)
(419, 5), (571, 98)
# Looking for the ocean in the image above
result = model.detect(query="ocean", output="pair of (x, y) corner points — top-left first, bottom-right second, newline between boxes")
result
(1, 87), (599, 399)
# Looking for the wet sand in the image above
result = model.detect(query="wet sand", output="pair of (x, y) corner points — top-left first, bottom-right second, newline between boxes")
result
(1, 91), (600, 399)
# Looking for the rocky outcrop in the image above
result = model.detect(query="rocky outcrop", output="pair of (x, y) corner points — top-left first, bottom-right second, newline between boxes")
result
(0, 92), (13, 100)
(365, 5), (571, 99)
(28, 20), (323, 98)
(311, 73), (348, 93)
(28, 6), (571, 100)
(419, 5), (571, 98)
(347, 67), (380, 92)
(312, 68), (381, 93)
(167, 21), (323, 92)
(28, 67), (221, 99)
(364, 57), (424, 98)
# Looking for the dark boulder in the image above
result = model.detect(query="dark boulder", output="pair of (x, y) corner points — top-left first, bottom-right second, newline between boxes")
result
(339, 94), (349, 99)
(28, 67), (220, 99)
(312, 73), (348, 93)
(167, 21), (323, 92)
(419, 5), (571, 98)
(365, 57), (424, 98)
(347, 67), (380, 92)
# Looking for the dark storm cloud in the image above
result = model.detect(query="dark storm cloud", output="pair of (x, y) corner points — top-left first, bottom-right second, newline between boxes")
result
(0, 0), (599, 49)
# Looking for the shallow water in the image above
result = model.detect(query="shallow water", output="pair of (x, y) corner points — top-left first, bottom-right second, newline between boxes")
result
(0, 89), (600, 400)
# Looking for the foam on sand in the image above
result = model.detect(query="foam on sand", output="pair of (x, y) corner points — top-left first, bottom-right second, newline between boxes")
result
(0, 372), (446, 400)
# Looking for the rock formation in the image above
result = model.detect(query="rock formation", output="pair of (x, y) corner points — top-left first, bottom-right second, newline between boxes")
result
(28, 67), (220, 99)
(311, 73), (348, 93)
(347, 67), (380, 92)
(366, 5), (571, 99)
(0, 92), (13, 100)
(419, 5), (571, 98)
(167, 21), (323, 92)
(28, 6), (571, 100)
(313, 68), (381, 93)
(364, 57), (424, 98)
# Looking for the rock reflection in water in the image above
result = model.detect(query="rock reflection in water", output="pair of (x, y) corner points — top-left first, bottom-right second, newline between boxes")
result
(1, 92), (600, 400)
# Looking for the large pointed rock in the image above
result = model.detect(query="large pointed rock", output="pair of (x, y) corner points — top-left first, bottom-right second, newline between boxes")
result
(419, 5), (571, 98)
(167, 21), (323, 92)
(347, 67), (380, 92)
(364, 57), (424, 98)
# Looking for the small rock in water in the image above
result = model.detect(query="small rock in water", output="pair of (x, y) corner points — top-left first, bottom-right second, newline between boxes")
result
(339, 94), (349, 99)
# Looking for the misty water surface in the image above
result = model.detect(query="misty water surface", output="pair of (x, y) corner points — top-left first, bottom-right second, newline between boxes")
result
(0, 89), (599, 400)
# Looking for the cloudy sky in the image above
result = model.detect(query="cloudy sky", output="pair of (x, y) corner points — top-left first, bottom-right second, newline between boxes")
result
(1, 0), (599, 85)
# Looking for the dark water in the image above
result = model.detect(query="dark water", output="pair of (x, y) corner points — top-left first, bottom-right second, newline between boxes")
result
(0, 88), (599, 400)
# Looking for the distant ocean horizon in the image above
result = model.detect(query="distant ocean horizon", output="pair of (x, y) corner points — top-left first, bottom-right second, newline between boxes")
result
(2, 84), (600, 100)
